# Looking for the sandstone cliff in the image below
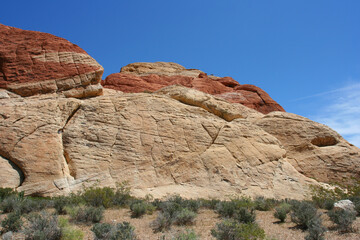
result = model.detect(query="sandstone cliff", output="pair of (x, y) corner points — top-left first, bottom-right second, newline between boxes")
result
(1, 24), (359, 200)
(103, 62), (285, 114)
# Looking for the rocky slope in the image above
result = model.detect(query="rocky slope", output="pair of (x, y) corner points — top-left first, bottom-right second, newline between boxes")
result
(0, 24), (359, 199)
(103, 62), (285, 114)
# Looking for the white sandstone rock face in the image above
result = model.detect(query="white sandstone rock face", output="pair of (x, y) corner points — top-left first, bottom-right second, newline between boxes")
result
(334, 200), (356, 213)
(254, 112), (360, 183)
(0, 86), (359, 200)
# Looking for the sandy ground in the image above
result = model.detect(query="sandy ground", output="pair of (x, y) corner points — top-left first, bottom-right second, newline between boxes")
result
(1, 208), (359, 239)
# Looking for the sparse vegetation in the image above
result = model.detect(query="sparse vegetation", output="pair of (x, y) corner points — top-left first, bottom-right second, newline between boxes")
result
(305, 217), (327, 240)
(328, 209), (356, 233)
(0, 184), (358, 240)
(58, 217), (84, 240)
(1, 211), (23, 233)
(91, 222), (136, 240)
(173, 208), (197, 225)
(273, 203), (291, 223)
(24, 211), (62, 240)
(290, 201), (319, 229)
(67, 205), (104, 223)
(254, 196), (276, 211)
(211, 219), (265, 240)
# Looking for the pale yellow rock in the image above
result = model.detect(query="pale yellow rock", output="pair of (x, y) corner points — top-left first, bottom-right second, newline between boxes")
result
(0, 156), (22, 188)
(0, 86), (358, 199)
(254, 111), (360, 183)
(120, 62), (204, 77)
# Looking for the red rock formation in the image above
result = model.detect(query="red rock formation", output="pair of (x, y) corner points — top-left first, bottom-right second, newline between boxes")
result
(0, 24), (103, 98)
(103, 69), (285, 114)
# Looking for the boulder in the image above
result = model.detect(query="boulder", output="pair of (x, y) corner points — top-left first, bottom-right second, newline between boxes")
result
(102, 62), (285, 114)
(334, 200), (356, 213)
(0, 24), (103, 98)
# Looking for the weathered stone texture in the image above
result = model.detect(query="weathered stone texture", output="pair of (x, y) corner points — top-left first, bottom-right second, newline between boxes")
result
(102, 62), (285, 114)
(0, 24), (103, 98)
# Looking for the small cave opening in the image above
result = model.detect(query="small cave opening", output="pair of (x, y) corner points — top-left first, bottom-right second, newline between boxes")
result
(311, 136), (338, 147)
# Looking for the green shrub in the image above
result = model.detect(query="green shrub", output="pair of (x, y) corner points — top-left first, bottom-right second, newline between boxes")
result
(58, 217), (84, 240)
(0, 188), (17, 201)
(54, 196), (71, 215)
(159, 201), (182, 219)
(305, 217), (326, 240)
(290, 201), (318, 229)
(328, 209), (356, 233)
(68, 206), (104, 223)
(215, 197), (254, 219)
(82, 187), (115, 208)
(273, 203), (291, 223)
(349, 196), (360, 215)
(233, 207), (256, 224)
(24, 211), (61, 240)
(113, 182), (132, 207)
(1, 211), (23, 232)
(151, 212), (173, 233)
(91, 222), (136, 240)
(199, 198), (220, 210)
(172, 229), (198, 240)
(254, 196), (276, 211)
(130, 201), (147, 218)
(0, 195), (20, 213)
(211, 219), (265, 240)
(174, 208), (197, 225)
(310, 185), (341, 209)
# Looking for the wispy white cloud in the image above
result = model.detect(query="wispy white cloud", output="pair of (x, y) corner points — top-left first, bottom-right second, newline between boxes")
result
(309, 82), (360, 147)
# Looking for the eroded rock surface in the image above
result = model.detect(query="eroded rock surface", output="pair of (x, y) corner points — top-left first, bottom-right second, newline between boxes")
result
(103, 62), (285, 114)
(254, 112), (360, 183)
(2, 85), (359, 199)
(0, 87), (320, 199)
(0, 24), (103, 98)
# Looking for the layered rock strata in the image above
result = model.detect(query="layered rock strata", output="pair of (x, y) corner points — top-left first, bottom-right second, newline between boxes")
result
(102, 62), (284, 114)
(0, 24), (103, 98)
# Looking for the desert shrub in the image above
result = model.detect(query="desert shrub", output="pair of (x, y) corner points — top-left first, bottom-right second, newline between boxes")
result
(82, 187), (115, 208)
(199, 198), (220, 210)
(68, 206), (104, 223)
(172, 229), (198, 240)
(1, 211), (23, 232)
(349, 196), (360, 215)
(254, 196), (276, 211)
(173, 208), (197, 225)
(310, 185), (340, 209)
(0, 195), (21, 213)
(0, 195), (48, 214)
(215, 197), (254, 219)
(91, 222), (136, 240)
(151, 212), (173, 233)
(233, 207), (256, 224)
(305, 217), (327, 240)
(273, 203), (291, 223)
(113, 182), (132, 207)
(24, 211), (61, 240)
(328, 209), (356, 233)
(0, 188), (17, 201)
(58, 217), (84, 240)
(211, 219), (265, 240)
(130, 201), (147, 218)
(159, 201), (182, 219)
(54, 196), (72, 215)
(290, 201), (318, 229)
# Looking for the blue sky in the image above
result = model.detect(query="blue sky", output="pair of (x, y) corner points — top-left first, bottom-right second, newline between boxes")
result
(1, 1), (359, 146)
